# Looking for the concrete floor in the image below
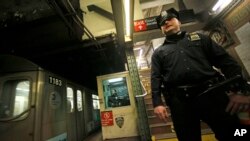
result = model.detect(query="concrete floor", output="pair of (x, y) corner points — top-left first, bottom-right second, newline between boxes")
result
(83, 129), (103, 141)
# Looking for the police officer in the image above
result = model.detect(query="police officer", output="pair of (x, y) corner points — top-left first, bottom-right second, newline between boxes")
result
(151, 8), (250, 141)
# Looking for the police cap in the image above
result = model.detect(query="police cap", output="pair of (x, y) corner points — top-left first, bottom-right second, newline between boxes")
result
(156, 8), (179, 28)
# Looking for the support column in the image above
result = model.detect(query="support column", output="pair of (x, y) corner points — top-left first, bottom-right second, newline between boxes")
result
(110, 0), (151, 139)
(125, 41), (151, 141)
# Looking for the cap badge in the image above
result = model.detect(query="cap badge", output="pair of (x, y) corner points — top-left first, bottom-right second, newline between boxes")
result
(161, 11), (168, 17)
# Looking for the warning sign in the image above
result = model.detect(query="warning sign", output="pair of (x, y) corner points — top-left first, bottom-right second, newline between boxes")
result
(101, 111), (113, 126)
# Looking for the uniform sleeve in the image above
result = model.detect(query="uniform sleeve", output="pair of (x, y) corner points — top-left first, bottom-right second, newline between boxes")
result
(151, 50), (164, 107)
(202, 35), (250, 94)
(202, 35), (242, 78)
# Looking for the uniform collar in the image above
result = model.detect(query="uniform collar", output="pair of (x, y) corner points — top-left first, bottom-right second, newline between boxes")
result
(164, 31), (186, 44)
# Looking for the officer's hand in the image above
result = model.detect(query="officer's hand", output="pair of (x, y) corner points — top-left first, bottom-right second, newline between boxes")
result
(226, 92), (250, 115)
(154, 105), (169, 122)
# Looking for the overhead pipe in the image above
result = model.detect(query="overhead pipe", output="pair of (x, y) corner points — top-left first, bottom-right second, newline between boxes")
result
(87, 5), (114, 21)
(64, 0), (103, 49)
(46, 0), (76, 35)
(63, 0), (113, 71)
(46, 0), (102, 49)
(46, 0), (117, 71)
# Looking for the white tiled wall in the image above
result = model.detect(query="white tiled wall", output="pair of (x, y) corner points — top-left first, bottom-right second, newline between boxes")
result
(235, 23), (250, 75)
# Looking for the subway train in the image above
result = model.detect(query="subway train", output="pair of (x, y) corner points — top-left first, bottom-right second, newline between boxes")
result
(0, 55), (101, 141)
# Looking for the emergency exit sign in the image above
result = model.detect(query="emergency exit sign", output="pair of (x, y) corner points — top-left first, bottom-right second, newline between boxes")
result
(134, 16), (158, 32)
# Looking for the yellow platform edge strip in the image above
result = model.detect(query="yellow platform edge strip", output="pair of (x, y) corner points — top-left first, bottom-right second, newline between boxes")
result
(152, 134), (217, 141)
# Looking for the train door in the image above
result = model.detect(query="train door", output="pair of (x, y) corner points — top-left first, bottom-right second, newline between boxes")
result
(75, 88), (86, 141)
(92, 94), (101, 131)
(97, 71), (139, 140)
(66, 84), (77, 141)
(0, 72), (37, 141)
(41, 74), (67, 141)
(83, 89), (95, 135)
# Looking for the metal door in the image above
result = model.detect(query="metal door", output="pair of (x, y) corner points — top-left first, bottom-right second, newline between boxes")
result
(97, 71), (139, 140)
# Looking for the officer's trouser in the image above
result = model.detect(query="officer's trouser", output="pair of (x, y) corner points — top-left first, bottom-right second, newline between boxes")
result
(167, 89), (250, 141)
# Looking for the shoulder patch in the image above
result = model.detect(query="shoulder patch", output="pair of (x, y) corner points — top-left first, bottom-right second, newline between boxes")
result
(189, 32), (201, 41)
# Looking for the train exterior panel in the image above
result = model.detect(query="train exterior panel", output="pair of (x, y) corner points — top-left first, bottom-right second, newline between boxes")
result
(0, 55), (100, 141)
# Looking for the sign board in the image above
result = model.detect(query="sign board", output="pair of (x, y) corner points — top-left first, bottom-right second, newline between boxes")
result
(134, 16), (158, 32)
(101, 111), (114, 126)
(134, 9), (195, 32)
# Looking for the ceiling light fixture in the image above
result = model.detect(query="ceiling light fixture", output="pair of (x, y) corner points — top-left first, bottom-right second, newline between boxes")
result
(124, 0), (132, 41)
(212, 0), (233, 12)
(108, 77), (123, 83)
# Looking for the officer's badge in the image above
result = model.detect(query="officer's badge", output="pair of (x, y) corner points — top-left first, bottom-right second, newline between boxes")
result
(189, 32), (201, 41)
(161, 10), (168, 17)
(115, 117), (124, 128)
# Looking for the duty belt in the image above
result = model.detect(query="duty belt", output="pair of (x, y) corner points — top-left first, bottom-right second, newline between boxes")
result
(169, 76), (224, 100)
(173, 84), (209, 100)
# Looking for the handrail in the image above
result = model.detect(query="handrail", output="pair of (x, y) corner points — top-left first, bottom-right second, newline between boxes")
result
(135, 81), (148, 98)
(0, 105), (35, 122)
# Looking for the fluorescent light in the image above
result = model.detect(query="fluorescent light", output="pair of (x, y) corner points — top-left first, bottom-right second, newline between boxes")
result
(108, 78), (123, 83)
(212, 0), (232, 11)
(220, 0), (233, 10)
(124, 0), (131, 40)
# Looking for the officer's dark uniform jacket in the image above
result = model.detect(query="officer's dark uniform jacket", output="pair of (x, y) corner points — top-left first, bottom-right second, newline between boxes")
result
(151, 31), (243, 107)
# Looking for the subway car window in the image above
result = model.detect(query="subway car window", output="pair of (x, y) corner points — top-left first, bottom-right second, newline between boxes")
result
(102, 77), (131, 108)
(92, 94), (100, 109)
(66, 87), (74, 113)
(0, 80), (30, 119)
(77, 90), (83, 111)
